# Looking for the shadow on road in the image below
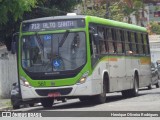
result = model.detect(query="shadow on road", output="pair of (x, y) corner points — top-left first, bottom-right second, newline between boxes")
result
(26, 87), (160, 111)
(27, 94), (139, 111)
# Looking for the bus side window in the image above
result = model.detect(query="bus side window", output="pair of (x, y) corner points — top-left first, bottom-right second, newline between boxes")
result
(135, 33), (139, 54)
(124, 31), (131, 54)
(120, 30), (125, 53)
(137, 33), (143, 54)
(116, 29), (123, 54)
(105, 28), (109, 53)
(108, 28), (117, 54)
(141, 34), (146, 54)
(108, 28), (115, 54)
(89, 33), (93, 56)
(143, 34), (150, 55)
(131, 32), (137, 54)
(89, 25), (99, 56)
(97, 27), (106, 54)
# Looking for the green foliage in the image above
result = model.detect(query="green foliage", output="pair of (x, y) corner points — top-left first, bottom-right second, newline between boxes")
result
(81, 5), (106, 18)
(0, 0), (37, 24)
(81, 1), (124, 20)
(0, 0), (81, 50)
(150, 22), (160, 35)
(109, 3), (125, 22)
(81, 0), (144, 23)
(38, 0), (81, 16)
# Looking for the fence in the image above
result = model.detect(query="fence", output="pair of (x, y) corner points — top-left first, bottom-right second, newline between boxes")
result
(0, 47), (18, 98)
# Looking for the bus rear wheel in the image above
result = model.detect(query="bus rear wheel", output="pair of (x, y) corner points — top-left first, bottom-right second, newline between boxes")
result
(41, 98), (54, 108)
(122, 75), (139, 97)
(79, 96), (92, 102)
(156, 82), (160, 88)
(13, 105), (20, 109)
(130, 75), (139, 97)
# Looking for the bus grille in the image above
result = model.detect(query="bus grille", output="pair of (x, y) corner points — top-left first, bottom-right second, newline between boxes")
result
(35, 88), (72, 96)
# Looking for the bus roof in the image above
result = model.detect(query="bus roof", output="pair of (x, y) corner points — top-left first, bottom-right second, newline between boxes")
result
(22, 15), (86, 23)
(86, 16), (147, 32)
(22, 15), (147, 32)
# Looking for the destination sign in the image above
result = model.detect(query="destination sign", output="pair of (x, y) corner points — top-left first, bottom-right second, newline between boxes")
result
(22, 19), (85, 32)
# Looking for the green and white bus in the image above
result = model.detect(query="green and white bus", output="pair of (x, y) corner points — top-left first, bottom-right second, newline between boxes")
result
(13, 14), (152, 108)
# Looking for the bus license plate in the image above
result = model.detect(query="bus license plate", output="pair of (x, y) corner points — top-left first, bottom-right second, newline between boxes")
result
(48, 92), (61, 97)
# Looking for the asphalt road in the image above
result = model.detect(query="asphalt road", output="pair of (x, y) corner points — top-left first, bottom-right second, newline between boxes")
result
(14, 85), (160, 112)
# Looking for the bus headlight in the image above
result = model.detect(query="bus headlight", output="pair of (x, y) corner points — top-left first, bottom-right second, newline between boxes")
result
(20, 76), (31, 87)
(78, 71), (89, 84)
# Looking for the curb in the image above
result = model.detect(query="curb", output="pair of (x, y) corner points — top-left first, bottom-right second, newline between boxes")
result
(0, 106), (13, 111)
(0, 46), (6, 50)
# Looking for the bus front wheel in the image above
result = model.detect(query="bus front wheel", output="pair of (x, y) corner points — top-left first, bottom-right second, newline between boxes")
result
(93, 79), (107, 104)
(122, 75), (139, 97)
(41, 98), (54, 108)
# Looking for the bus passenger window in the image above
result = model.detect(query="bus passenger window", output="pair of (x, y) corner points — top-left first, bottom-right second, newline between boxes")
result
(97, 27), (107, 54)
(99, 40), (106, 54)
(107, 28), (116, 54)
(120, 30), (125, 53)
(109, 42), (115, 53)
(137, 33), (143, 54)
(143, 34), (150, 55)
(117, 42), (122, 53)
(124, 31), (132, 54)
(131, 32), (137, 54)
(89, 33), (93, 56)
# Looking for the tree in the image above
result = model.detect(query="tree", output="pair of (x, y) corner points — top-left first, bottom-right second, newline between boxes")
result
(0, 0), (37, 49)
(108, 1), (125, 21)
(0, 0), (37, 24)
(147, 22), (160, 35)
(0, 0), (81, 50)
(81, 0), (116, 18)
(80, 0), (144, 23)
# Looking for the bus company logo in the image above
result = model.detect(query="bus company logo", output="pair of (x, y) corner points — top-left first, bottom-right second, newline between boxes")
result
(1, 112), (42, 117)
(2, 112), (11, 117)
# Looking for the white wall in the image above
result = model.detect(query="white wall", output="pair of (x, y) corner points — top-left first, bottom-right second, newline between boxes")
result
(149, 35), (160, 64)
(0, 47), (18, 98)
(151, 50), (160, 63)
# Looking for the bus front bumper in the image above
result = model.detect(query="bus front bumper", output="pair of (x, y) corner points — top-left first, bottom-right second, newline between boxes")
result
(20, 76), (101, 99)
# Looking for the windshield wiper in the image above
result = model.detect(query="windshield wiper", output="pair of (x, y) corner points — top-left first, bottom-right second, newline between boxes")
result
(58, 30), (70, 47)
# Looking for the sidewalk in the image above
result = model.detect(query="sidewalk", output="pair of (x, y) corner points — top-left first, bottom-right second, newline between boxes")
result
(0, 99), (12, 111)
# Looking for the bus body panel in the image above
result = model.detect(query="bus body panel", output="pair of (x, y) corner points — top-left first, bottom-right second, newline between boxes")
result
(20, 76), (102, 99)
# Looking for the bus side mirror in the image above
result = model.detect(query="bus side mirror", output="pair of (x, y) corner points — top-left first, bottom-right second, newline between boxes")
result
(11, 41), (16, 54)
(11, 32), (19, 54)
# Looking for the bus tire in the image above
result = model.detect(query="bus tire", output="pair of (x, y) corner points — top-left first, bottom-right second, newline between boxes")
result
(41, 98), (54, 108)
(93, 77), (107, 104)
(122, 74), (139, 97)
(156, 82), (160, 88)
(29, 103), (34, 107)
(79, 97), (92, 102)
(13, 105), (20, 109)
(148, 84), (152, 89)
(130, 74), (139, 97)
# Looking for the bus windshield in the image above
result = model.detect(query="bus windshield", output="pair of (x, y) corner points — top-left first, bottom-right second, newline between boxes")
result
(21, 32), (86, 73)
